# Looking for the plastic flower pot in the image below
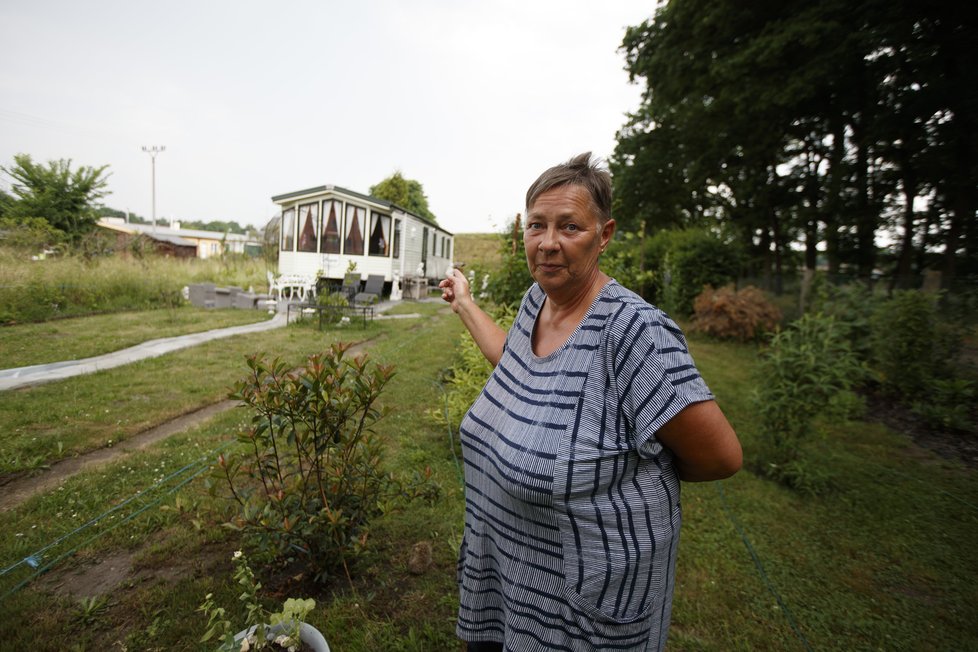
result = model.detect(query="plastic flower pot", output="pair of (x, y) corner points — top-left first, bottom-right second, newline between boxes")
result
(233, 621), (330, 651)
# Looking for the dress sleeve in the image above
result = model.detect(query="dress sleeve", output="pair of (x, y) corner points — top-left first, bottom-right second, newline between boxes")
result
(606, 304), (714, 457)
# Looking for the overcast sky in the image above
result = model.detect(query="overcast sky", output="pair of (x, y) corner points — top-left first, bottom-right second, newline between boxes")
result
(0, 0), (652, 234)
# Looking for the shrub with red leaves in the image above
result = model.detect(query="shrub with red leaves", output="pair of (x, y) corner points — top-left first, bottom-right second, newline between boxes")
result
(691, 284), (783, 342)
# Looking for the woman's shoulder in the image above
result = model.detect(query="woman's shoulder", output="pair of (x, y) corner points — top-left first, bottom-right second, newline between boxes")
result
(598, 281), (664, 322)
(599, 281), (688, 344)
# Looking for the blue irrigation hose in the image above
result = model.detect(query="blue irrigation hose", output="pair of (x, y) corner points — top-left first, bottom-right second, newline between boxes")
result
(1, 451), (211, 577)
(0, 438), (236, 599)
(714, 481), (815, 652)
(0, 460), (213, 602)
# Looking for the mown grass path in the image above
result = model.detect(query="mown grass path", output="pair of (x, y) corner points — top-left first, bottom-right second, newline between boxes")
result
(0, 306), (271, 369)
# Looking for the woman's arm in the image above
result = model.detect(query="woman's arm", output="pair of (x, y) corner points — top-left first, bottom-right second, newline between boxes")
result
(655, 400), (742, 482)
(439, 268), (506, 367)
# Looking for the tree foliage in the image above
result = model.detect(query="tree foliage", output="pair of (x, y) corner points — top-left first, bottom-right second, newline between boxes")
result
(1, 154), (110, 242)
(177, 219), (249, 234)
(370, 172), (437, 223)
(612, 0), (978, 288)
(648, 227), (742, 316)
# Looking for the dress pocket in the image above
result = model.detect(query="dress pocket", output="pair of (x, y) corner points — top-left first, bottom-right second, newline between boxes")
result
(564, 531), (665, 624)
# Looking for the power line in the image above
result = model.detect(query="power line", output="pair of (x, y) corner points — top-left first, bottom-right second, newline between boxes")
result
(0, 107), (108, 139)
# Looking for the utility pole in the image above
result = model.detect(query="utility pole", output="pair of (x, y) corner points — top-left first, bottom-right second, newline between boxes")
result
(141, 145), (165, 230)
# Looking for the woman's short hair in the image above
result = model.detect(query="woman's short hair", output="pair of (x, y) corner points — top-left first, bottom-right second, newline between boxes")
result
(525, 152), (612, 224)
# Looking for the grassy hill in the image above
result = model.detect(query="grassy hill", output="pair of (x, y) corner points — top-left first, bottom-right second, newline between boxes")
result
(453, 232), (502, 269)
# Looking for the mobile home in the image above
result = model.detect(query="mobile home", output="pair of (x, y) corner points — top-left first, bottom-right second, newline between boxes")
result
(271, 185), (454, 292)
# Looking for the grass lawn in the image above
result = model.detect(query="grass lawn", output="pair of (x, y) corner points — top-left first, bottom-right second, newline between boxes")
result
(0, 303), (976, 650)
(0, 312), (385, 475)
(0, 306), (271, 369)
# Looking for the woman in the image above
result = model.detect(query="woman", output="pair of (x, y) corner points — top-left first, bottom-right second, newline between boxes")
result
(440, 153), (742, 651)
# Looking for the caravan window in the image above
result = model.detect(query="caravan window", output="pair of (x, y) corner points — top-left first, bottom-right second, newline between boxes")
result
(344, 204), (365, 255)
(392, 219), (401, 259)
(280, 208), (296, 251)
(297, 202), (319, 252)
(321, 200), (341, 254)
(368, 211), (391, 257)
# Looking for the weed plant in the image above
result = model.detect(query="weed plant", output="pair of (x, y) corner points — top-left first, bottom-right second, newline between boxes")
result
(870, 289), (963, 398)
(753, 313), (865, 492)
(806, 278), (881, 360)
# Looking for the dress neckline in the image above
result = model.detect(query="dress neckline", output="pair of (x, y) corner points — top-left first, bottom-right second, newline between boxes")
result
(527, 280), (615, 362)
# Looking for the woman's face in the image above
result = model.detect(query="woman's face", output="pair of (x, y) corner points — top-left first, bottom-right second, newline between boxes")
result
(524, 184), (615, 299)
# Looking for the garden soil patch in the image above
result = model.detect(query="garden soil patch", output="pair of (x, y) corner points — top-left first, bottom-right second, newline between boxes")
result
(864, 389), (978, 469)
(37, 550), (135, 599)
(37, 539), (229, 599)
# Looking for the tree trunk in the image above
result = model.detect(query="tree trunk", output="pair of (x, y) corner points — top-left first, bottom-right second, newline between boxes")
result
(935, 5), (977, 289)
(759, 227), (773, 292)
(852, 122), (877, 283)
(804, 140), (820, 271)
(824, 117), (846, 276)
(770, 211), (785, 296)
(942, 111), (975, 288)
(891, 154), (917, 291)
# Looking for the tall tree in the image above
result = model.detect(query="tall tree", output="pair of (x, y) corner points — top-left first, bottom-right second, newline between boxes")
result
(370, 172), (437, 223)
(1, 154), (110, 241)
(613, 0), (978, 287)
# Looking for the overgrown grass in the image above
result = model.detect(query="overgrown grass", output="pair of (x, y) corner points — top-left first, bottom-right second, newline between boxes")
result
(0, 305), (976, 650)
(0, 248), (273, 324)
(0, 307), (270, 369)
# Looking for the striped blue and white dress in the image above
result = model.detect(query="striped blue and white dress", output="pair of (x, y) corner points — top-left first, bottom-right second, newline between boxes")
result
(456, 280), (714, 651)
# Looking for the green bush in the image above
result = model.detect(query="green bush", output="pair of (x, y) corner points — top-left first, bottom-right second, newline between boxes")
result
(754, 313), (865, 492)
(0, 216), (66, 251)
(869, 290), (961, 399)
(808, 279), (882, 361)
(647, 228), (741, 317)
(220, 345), (435, 582)
(317, 290), (353, 325)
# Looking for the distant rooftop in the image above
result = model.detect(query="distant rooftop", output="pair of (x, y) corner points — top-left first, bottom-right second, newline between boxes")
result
(98, 218), (256, 242)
